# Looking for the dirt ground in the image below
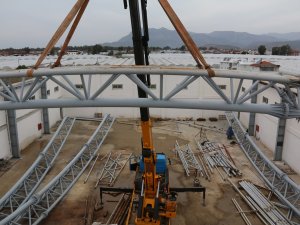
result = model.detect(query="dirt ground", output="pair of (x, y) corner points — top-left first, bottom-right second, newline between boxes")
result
(0, 118), (276, 225)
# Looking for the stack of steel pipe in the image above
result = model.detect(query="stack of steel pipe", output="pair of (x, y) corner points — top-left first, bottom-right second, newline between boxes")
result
(239, 181), (291, 225)
(106, 193), (132, 225)
(196, 140), (241, 179)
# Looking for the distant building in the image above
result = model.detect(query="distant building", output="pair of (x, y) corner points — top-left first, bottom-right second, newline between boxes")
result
(220, 57), (240, 70)
(289, 50), (299, 56)
(250, 60), (280, 72)
(66, 50), (83, 55)
(238, 60), (280, 72)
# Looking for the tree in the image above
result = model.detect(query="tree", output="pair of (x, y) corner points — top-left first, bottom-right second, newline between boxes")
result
(272, 47), (280, 55)
(258, 45), (266, 55)
(49, 48), (56, 55)
(272, 44), (292, 55)
(179, 45), (186, 51)
(280, 44), (291, 55)
(22, 47), (30, 54)
(91, 44), (103, 54)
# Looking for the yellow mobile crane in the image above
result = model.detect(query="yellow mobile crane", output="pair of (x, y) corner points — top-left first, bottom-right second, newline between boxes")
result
(125, 0), (177, 224)
(124, 0), (207, 224)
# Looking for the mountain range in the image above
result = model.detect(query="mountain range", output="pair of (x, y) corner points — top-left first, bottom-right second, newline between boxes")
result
(103, 27), (300, 50)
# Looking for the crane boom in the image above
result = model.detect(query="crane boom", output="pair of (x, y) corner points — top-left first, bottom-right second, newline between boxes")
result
(127, 0), (176, 224)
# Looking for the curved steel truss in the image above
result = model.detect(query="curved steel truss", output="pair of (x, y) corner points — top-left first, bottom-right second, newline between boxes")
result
(0, 114), (114, 225)
(0, 65), (299, 118)
(0, 117), (75, 219)
(226, 112), (300, 224)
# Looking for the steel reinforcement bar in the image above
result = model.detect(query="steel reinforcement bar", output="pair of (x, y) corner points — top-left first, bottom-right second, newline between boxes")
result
(0, 117), (75, 220)
(226, 112), (300, 224)
(0, 114), (114, 225)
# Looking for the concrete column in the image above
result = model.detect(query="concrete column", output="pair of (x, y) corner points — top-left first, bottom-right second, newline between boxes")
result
(248, 81), (258, 136)
(274, 115), (286, 161)
(41, 82), (50, 134)
(60, 108), (64, 119)
(6, 109), (20, 158)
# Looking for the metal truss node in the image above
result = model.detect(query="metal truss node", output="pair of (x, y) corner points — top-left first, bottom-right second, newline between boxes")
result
(226, 112), (300, 224)
(0, 114), (115, 225)
(0, 117), (75, 220)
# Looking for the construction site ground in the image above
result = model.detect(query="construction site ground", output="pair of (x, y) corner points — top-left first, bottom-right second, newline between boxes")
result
(0, 116), (295, 225)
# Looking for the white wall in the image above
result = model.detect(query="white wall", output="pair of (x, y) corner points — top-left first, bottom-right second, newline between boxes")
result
(0, 128), (11, 159)
(282, 119), (300, 174)
(17, 110), (43, 150)
(46, 79), (63, 127)
(255, 114), (278, 152)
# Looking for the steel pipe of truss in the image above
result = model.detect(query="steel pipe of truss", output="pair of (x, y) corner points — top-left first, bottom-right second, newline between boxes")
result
(226, 112), (300, 220)
(0, 66), (299, 83)
(0, 117), (75, 220)
(0, 114), (114, 225)
(0, 98), (299, 118)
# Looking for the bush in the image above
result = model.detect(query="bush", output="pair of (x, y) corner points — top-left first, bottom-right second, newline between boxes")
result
(16, 65), (28, 70)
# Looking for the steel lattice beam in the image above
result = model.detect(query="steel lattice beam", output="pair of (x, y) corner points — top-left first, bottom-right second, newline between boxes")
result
(0, 66), (299, 119)
(175, 141), (202, 176)
(0, 117), (75, 220)
(0, 114), (114, 225)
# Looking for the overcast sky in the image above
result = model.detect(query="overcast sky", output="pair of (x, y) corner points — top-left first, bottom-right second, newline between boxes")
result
(0, 0), (299, 48)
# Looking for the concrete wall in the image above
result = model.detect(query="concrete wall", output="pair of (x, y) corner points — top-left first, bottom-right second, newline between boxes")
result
(46, 80), (63, 127)
(17, 109), (43, 150)
(282, 119), (300, 174)
(0, 109), (11, 159)
(255, 114), (278, 152)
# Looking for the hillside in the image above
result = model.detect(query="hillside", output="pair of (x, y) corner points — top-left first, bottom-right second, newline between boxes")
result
(104, 28), (300, 50)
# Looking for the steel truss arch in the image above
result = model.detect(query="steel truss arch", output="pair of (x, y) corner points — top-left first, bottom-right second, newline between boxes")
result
(0, 114), (115, 225)
(0, 117), (75, 219)
(226, 112), (300, 224)
(0, 65), (299, 119)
